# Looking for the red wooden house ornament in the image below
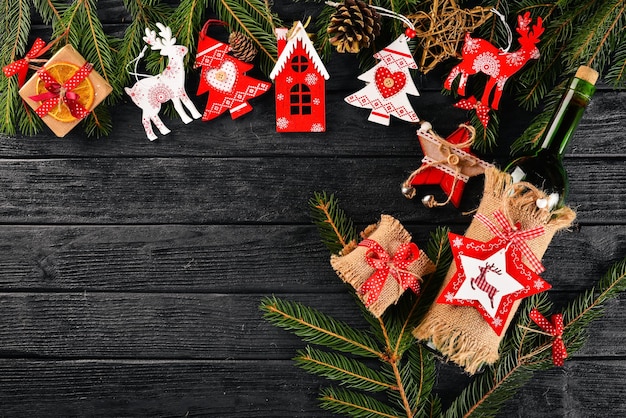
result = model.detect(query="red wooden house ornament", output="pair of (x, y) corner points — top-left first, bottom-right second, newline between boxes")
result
(269, 22), (330, 132)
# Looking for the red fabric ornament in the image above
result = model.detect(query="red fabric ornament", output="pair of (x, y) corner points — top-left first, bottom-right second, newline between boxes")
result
(29, 62), (93, 120)
(454, 96), (490, 127)
(444, 12), (544, 127)
(3, 38), (51, 87)
(345, 33), (420, 126)
(195, 21), (271, 122)
(474, 210), (545, 273)
(269, 22), (329, 132)
(437, 228), (551, 335)
(529, 308), (567, 366)
(402, 122), (493, 208)
(358, 239), (421, 306)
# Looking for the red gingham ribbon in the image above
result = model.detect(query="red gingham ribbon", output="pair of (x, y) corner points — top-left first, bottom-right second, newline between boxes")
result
(475, 210), (546, 273)
(2, 38), (49, 87)
(29, 62), (93, 119)
(529, 308), (567, 366)
(454, 96), (490, 128)
(358, 239), (421, 306)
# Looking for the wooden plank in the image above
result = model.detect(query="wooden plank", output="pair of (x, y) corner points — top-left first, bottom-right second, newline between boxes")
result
(0, 292), (623, 359)
(0, 225), (621, 293)
(1, 90), (622, 157)
(0, 157), (622, 224)
(0, 358), (623, 417)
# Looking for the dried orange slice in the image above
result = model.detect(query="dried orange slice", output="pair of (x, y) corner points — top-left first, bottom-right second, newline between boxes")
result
(35, 62), (95, 122)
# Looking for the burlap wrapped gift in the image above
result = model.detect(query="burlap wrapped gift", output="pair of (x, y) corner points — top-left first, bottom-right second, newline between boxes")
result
(413, 167), (576, 374)
(331, 214), (435, 317)
(19, 45), (112, 137)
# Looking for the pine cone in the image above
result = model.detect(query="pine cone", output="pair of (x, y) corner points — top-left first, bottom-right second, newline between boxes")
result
(327, 0), (382, 53)
(228, 32), (258, 62)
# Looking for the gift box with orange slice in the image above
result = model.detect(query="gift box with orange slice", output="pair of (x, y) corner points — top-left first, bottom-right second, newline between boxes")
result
(19, 45), (112, 137)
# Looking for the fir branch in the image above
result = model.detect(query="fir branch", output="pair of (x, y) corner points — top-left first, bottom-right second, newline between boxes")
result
(209, 0), (281, 76)
(319, 386), (402, 418)
(403, 344), (436, 416)
(0, 0), (32, 135)
(562, 256), (626, 355)
(32, 0), (66, 25)
(606, 35), (626, 87)
(295, 346), (395, 392)
(169, 0), (209, 67)
(309, 192), (358, 254)
(260, 296), (384, 359)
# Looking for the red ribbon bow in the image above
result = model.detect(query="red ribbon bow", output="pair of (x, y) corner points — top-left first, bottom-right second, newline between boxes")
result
(358, 239), (421, 306)
(29, 62), (93, 120)
(2, 38), (50, 87)
(475, 210), (546, 274)
(454, 96), (490, 128)
(529, 308), (567, 366)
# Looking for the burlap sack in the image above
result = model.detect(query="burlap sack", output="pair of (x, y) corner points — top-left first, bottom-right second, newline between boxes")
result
(331, 214), (435, 317)
(413, 167), (576, 374)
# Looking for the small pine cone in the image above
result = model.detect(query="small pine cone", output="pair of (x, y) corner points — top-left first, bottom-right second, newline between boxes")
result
(228, 32), (258, 62)
(327, 0), (382, 53)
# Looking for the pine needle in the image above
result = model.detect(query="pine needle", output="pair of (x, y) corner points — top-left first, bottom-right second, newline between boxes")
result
(309, 192), (358, 255)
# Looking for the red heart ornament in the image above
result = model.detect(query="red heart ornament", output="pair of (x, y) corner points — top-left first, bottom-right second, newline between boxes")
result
(375, 67), (406, 98)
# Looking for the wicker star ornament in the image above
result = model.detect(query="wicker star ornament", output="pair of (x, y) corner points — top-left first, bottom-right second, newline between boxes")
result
(409, 0), (492, 73)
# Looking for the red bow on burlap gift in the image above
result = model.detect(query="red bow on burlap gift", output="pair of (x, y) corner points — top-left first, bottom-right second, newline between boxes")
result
(3, 38), (50, 87)
(358, 239), (421, 306)
(529, 308), (567, 366)
(454, 96), (490, 128)
(475, 210), (546, 273)
(28, 62), (93, 119)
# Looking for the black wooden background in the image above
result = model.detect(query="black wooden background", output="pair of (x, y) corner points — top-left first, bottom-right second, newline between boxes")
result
(1, 2), (625, 416)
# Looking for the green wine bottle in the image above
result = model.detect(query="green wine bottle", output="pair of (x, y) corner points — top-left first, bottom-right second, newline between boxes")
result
(505, 65), (598, 210)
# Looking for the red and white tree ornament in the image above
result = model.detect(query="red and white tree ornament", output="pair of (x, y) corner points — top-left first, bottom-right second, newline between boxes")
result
(345, 21), (420, 126)
(194, 21), (271, 122)
(125, 23), (202, 141)
(270, 21), (330, 133)
(444, 12), (544, 127)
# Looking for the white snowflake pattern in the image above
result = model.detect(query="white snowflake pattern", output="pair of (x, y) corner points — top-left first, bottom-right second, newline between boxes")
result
(445, 292), (455, 302)
(277, 93), (285, 101)
(472, 52), (500, 77)
(533, 279), (545, 290)
(463, 37), (481, 54)
(276, 117), (290, 130)
(492, 317), (503, 328)
(452, 236), (464, 248)
(304, 73), (318, 86)
(285, 76), (294, 84)
(506, 51), (524, 67)
(310, 123), (324, 132)
(313, 98), (321, 105)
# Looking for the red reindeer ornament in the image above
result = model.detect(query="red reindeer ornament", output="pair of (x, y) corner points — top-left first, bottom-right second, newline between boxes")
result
(444, 12), (544, 126)
(195, 21), (271, 122)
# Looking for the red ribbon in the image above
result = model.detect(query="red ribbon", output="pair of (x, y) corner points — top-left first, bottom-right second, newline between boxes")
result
(529, 308), (567, 366)
(29, 62), (93, 120)
(454, 96), (490, 128)
(2, 38), (50, 87)
(475, 210), (546, 273)
(358, 239), (421, 306)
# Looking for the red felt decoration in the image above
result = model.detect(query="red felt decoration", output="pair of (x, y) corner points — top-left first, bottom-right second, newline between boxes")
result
(195, 21), (271, 122)
(529, 308), (567, 366)
(437, 224), (551, 335)
(269, 22), (330, 132)
(402, 122), (493, 208)
(444, 12), (544, 127)
(345, 33), (420, 126)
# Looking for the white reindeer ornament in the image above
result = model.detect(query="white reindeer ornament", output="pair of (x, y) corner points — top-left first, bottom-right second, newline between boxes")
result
(126, 23), (201, 141)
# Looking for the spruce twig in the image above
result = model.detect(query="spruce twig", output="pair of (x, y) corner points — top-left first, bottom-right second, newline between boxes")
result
(309, 192), (357, 255)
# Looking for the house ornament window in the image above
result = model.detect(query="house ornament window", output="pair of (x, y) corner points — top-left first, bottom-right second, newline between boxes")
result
(290, 84), (312, 115)
(291, 55), (309, 72)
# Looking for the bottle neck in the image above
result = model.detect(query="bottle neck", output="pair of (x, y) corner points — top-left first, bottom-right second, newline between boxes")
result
(539, 77), (596, 156)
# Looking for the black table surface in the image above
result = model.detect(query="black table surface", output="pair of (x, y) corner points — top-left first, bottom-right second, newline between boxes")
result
(1, 2), (625, 416)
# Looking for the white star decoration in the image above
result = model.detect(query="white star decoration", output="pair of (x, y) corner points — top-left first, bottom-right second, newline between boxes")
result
(437, 232), (551, 335)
